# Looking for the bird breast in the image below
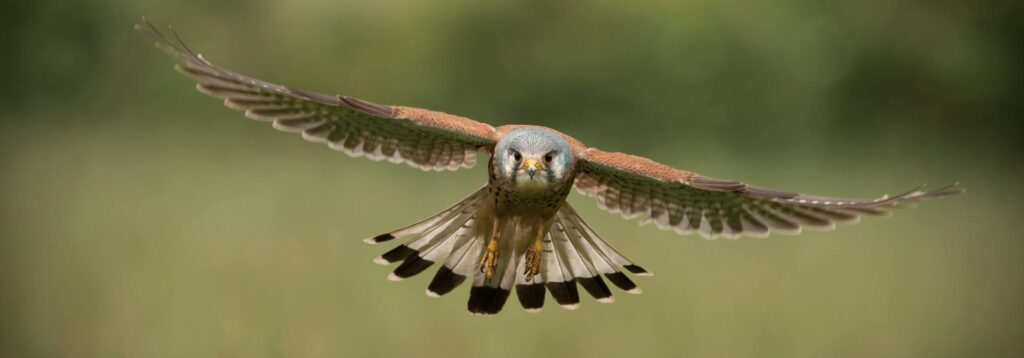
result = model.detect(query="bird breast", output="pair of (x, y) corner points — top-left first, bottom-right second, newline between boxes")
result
(487, 168), (574, 217)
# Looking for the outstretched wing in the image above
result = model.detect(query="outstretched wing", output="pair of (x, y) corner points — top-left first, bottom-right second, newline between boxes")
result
(575, 148), (962, 239)
(136, 19), (498, 171)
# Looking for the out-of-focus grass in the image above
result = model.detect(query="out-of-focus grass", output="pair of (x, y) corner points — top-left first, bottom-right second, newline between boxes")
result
(1, 111), (1019, 357)
(1, 0), (1021, 357)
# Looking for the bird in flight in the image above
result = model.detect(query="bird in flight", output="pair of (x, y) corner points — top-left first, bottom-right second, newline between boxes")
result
(137, 19), (962, 315)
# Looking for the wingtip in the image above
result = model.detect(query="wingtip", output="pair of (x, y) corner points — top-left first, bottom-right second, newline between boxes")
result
(386, 273), (404, 281)
(935, 182), (966, 196)
(425, 289), (441, 298)
(135, 16), (150, 30)
(135, 17), (161, 39)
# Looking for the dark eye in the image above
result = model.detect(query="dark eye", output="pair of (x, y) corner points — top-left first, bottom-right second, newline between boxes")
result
(512, 150), (522, 161)
(544, 152), (554, 163)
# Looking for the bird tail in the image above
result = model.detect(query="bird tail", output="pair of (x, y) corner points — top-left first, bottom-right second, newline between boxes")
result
(367, 189), (650, 315)
(539, 204), (651, 310)
(364, 186), (486, 281)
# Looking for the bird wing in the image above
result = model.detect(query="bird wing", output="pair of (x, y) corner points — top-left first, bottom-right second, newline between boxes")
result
(575, 148), (962, 239)
(136, 19), (498, 171)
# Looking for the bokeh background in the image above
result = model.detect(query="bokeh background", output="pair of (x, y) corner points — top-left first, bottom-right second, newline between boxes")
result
(2, 0), (1021, 357)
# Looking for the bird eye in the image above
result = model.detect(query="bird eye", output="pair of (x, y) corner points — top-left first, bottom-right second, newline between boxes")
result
(544, 152), (554, 163)
(512, 150), (522, 161)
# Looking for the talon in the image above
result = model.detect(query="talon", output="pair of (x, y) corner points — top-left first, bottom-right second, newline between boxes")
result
(479, 239), (499, 278)
(524, 239), (543, 282)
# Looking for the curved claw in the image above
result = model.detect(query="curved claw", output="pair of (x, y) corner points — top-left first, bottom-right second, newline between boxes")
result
(523, 239), (543, 282)
(479, 239), (499, 278)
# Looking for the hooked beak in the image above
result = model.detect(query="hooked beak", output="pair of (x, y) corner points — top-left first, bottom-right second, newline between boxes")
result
(523, 159), (540, 179)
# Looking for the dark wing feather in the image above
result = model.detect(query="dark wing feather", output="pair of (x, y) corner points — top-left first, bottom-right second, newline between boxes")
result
(576, 148), (962, 239)
(136, 19), (498, 171)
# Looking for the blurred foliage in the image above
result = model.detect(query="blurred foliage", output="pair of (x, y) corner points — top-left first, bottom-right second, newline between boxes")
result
(1, 0), (1021, 357)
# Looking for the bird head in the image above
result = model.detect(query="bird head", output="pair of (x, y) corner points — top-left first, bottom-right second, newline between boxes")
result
(494, 128), (576, 192)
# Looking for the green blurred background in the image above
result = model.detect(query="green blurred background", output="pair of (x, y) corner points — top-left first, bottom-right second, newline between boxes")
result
(1, 0), (1021, 357)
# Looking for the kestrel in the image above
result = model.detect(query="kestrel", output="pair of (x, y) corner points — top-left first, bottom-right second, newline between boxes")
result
(138, 19), (963, 315)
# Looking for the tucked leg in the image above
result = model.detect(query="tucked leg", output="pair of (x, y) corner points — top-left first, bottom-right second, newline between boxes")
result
(523, 226), (544, 282)
(478, 219), (501, 278)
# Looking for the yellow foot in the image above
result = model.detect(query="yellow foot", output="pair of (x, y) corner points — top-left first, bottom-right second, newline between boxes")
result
(524, 239), (543, 282)
(479, 239), (499, 278)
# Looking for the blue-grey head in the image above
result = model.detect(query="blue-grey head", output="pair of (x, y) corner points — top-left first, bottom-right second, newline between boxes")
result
(493, 128), (576, 192)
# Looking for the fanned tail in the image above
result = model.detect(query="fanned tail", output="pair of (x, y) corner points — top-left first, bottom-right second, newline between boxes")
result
(542, 203), (649, 310)
(465, 203), (651, 314)
(368, 191), (649, 315)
